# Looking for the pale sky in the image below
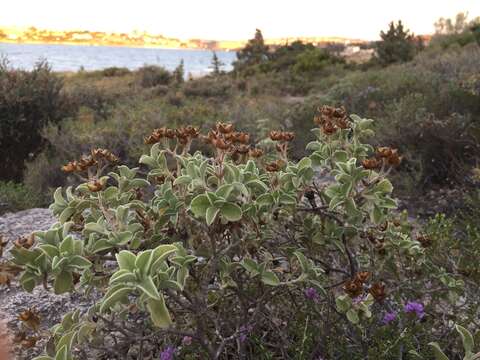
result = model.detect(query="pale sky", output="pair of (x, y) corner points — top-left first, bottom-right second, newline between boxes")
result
(1, 0), (480, 40)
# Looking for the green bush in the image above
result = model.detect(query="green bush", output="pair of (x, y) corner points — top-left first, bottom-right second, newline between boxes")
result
(183, 77), (232, 98)
(0, 59), (68, 181)
(136, 65), (173, 88)
(8, 108), (477, 359)
(292, 48), (344, 74)
(0, 181), (43, 214)
(101, 67), (131, 77)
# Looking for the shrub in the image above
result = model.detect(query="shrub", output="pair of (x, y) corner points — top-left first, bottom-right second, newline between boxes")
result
(101, 67), (131, 77)
(7, 107), (476, 359)
(0, 181), (43, 214)
(136, 65), (172, 88)
(376, 21), (417, 65)
(183, 77), (232, 98)
(0, 59), (68, 181)
(292, 48), (344, 74)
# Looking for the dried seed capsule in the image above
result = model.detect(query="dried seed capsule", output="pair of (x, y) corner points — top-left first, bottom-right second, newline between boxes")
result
(282, 132), (295, 141)
(354, 271), (371, 283)
(369, 282), (387, 302)
(362, 158), (381, 170)
(217, 122), (234, 134)
(249, 148), (264, 158)
(269, 130), (284, 141)
(343, 279), (363, 298)
(377, 147), (393, 158)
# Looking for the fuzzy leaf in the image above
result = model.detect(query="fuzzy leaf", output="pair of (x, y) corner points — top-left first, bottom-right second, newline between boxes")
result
(54, 271), (73, 294)
(116, 251), (137, 271)
(220, 203), (242, 222)
(190, 194), (211, 217)
(428, 342), (449, 360)
(147, 295), (172, 328)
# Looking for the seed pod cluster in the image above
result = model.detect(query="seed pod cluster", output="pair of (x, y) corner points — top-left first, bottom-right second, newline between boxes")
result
(265, 159), (285, 172)
(201, 123), (263, 159)
(62, 148), (118, 173)
(368, 282), (387, 302)
(13, 234), (35, 249)
(343, 271), (371, 298)
(362, 146), (402, 170)
(416, 234), (433, 248)
(145, 126), (199, 145)
(269, 130), (295, 142)
(314, 105), (351, 135)
(18, 308), (41, 331)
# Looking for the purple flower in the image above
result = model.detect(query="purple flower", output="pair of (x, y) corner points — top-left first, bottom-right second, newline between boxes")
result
(382, 311), (397, 325)
(160, 346), (175, 360)
(239, 325), (253, 343)
(304, 287), (320, 303)
(404, 301), (425, 319)
(182, 336), (192, 346)
(352, 295), (365, 305)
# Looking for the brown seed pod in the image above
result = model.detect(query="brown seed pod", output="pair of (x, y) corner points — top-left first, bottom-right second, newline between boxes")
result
(217, 122), (234, 134)
(416, 234), (433, 248)
(369, 282), (387, 302)
(234, 132), (250, 144)
(354, 271), (371, 284)
(18, 308), (41, 331)
(185, 125), (199, 138)
(235, 144), (250, 154)
(335, 116), (350, 129)
(61, 161), (77, 173)
(387, 149), (401, 166)
(343, 279), (363, 298)
(87, 180), (105, 192)
(249, 148), (264, 158)
(164, 128), (176, 139)
(269, 130), (284, 141)
(266, 161), (282, 172)
(321, 121), (337, 135)
(13, 234), (35, 249)
(214, 138), (231, 150)
(362, 158), (381, 170)
(377, 147), (393, 158)
(282, 132), (295, 142)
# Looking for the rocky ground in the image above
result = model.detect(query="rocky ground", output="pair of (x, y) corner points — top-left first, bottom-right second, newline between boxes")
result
(0, 208), (96, 360)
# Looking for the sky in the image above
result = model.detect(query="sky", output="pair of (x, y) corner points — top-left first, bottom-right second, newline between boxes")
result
(1, 0), (480, 40)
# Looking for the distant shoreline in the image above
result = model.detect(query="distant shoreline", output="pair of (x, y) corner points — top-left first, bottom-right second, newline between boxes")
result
(0, 40), (239, 52)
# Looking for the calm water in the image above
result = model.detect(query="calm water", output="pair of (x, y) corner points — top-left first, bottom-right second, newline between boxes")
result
(0, 43), (236, 76)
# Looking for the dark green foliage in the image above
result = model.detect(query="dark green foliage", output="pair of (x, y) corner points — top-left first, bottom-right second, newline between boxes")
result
(183, 76), (231, 98)
(173, 59), (185, 84)
(136, 65), (172, 87)
(265, 41), (315, 72)
(209, 51), (224, 75)
(471, 23), (480, 46)
(234, 29), (269, 71)
(376, 21), (417, 65)
(0, 59), (68, 181)
(292, 48), (344, 74)
(101, 67), (131, 77)
(0, 181), (43, 214)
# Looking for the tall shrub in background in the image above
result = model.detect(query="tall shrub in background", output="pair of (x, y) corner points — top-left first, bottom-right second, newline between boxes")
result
(376, 21), (417, 65)
(0, 59), (67, 181)
(234, 29), (269, 72)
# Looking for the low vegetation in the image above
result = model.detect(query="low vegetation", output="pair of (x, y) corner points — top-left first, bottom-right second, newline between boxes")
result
(0, 12), (480, 360)
(6, 109), (480, 359)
